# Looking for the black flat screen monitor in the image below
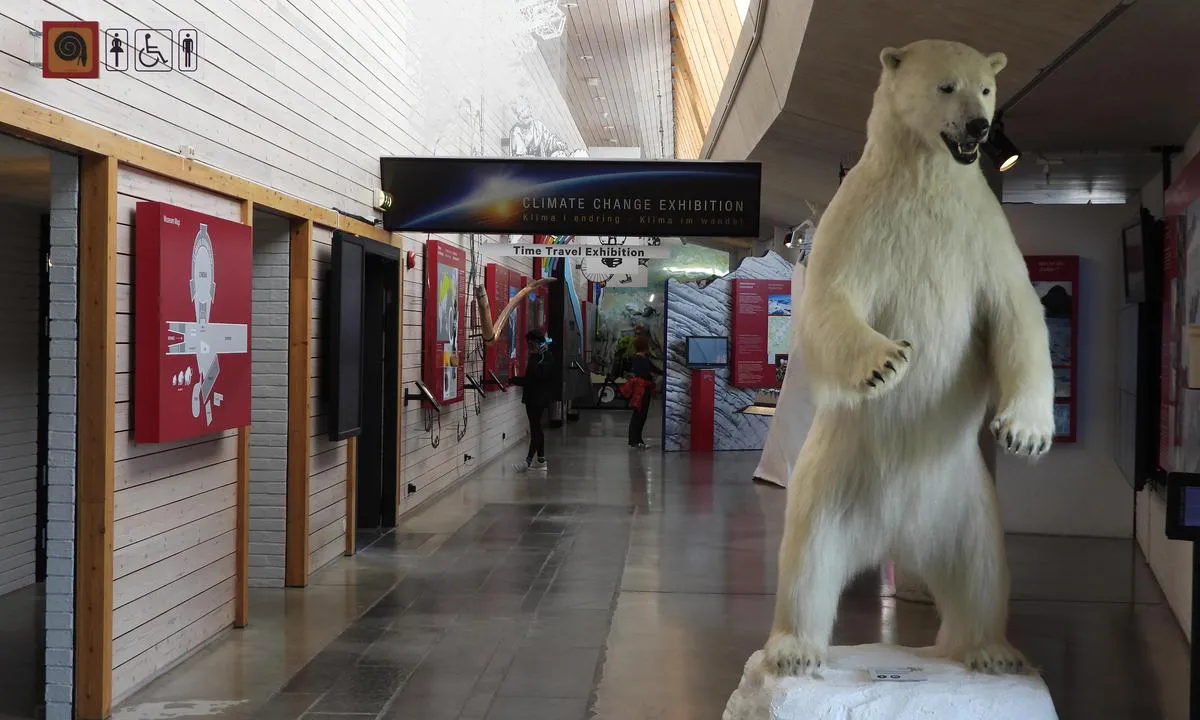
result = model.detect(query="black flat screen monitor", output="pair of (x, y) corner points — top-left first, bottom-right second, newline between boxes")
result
(687, 336), (729, 368)
(327, 234), (365, 440)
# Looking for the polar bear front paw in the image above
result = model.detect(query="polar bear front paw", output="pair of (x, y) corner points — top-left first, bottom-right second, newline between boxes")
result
(952, 641), (1032, 675)
(855, 339), (911, 398)
(990, 407), (1054, 458)
(764, 633), (826, 677)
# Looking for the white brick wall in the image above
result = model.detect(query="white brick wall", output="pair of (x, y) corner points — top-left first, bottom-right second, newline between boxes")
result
(249, 213), (290, 587)
(44, 151), (78, 720)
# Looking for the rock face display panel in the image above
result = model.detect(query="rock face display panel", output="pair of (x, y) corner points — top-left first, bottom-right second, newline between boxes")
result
(664, 251), (793, 452)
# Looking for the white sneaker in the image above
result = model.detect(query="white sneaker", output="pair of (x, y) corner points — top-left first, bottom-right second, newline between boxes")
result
(531, 459), (548, 472)
(513, 462), (532, 473)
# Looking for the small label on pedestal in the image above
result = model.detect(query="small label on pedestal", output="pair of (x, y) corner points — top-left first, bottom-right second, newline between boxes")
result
(868, 666), (928, 682)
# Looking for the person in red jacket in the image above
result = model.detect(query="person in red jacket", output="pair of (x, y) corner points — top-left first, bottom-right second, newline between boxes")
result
(621, 336), (662, 448)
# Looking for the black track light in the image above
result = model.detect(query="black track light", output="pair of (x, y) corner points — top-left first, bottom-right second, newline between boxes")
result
(983, 122), (1021, 172)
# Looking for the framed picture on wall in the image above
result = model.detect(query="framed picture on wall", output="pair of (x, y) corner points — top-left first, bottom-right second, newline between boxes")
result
(1026, 255), (1080, 443)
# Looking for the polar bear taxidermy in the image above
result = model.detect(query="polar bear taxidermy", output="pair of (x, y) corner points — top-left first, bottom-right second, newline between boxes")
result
(764, 39), (1054, 677)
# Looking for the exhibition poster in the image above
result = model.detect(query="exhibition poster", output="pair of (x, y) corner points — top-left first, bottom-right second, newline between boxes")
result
(1025, 255), (1079, 443)
(133, 201), (252, 443)
(423, 240), (467, 405)
(730, 278), (791, 388)
(1162, 150), (1200, 472)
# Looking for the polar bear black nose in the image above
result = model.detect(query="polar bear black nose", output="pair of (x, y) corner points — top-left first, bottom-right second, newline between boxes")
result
(965, 118), (990, 141)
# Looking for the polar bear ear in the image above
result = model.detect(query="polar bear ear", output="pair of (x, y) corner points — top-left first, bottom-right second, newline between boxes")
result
(987, 52), (1008, 74)
(880, 47), (905, 70)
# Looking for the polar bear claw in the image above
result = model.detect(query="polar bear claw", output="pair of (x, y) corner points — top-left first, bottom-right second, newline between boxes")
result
(858, 339), (911, 397)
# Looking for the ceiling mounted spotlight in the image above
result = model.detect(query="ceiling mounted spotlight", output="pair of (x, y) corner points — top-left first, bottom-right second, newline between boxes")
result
(983, 121), (1021, 173)
(580, 54), (593, 60)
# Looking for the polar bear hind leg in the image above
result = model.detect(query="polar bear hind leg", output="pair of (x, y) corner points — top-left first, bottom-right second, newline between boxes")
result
(903, 451), (1030, 675)
(765, 437), (887, 676)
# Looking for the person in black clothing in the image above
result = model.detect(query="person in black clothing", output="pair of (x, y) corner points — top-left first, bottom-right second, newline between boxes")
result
(626, 336), (662, 448)
(508, 328), (555, 472)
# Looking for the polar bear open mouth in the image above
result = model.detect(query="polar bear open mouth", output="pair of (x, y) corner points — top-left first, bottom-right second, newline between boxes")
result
(940, 133), (980, 165)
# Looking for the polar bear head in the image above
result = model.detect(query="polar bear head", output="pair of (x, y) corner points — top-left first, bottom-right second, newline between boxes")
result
(870, 39), (1007, 166)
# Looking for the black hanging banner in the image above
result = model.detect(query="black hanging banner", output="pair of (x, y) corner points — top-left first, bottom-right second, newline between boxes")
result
(379, 157), (761, 238)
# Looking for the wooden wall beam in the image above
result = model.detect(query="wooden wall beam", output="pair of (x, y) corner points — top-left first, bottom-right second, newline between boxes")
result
(75, 154), (117, 719)
(0, 92), (392, 245)
(286, 219), (313, 587)
(235, 200), (254, 627)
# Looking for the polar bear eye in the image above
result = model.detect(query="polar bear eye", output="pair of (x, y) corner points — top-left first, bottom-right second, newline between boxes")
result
(982, 87), (992, 96)
(938, 83), (955, 94)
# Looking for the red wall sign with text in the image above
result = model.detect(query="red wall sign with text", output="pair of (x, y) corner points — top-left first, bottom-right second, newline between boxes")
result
(423, 240), (467, 405)
(1025, 255), (1079, 444)
(730, 278), (791, 388)
(133, 201), (252, 444)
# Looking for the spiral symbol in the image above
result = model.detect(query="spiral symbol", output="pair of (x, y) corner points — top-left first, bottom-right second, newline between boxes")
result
(54, 31), (88, 66)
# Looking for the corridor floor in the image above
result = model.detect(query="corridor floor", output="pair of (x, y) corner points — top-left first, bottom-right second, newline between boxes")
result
(114, 411), (1188, 720)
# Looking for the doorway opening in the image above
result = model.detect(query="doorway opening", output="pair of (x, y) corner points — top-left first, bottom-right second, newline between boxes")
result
(323, 231), (401, 547)
(0, 133), (78, 720)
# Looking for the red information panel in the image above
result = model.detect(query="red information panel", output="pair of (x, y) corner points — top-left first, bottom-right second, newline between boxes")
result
(423, 240), (467, 405)
(484, 263), (521, 387)
(1159, 153), (1200, 470)
(1025, 255), (1079, 444)
(517, 275), (529, 376)
(731, 278), (791, 388)
(133, 201), (252, 443)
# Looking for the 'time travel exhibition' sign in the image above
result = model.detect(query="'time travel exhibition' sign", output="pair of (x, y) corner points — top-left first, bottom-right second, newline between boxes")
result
(379, 157), (762, 238)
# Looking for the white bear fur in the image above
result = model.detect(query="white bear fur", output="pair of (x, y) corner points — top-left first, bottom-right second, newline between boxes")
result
(765, 39), (1055, 678)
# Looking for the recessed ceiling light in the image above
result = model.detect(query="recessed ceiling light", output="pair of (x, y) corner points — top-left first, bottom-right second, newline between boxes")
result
(580, 54), (593, 60)
(594, 95), (606, 102)
(563, 2), (578, 6)
(603, 125), (615, 130)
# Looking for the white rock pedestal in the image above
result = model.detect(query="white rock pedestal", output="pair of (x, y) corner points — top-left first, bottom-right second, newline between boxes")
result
(723, 645), (1058, 720)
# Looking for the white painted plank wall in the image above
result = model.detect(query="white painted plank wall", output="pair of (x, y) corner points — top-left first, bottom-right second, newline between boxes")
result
(308, 227), (347, 573)
(111, 167), (240, 703)
(0, 0), (589, 518)
(0, 0), (584, 219)
(249, 213), (290, 587)
(0, 203), (41, 597)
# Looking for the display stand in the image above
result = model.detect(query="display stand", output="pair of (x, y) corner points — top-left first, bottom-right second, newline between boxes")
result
(1162, 471), (1200, 720)
(690, 369), (715, 451)
(723, 646), (1057, 720)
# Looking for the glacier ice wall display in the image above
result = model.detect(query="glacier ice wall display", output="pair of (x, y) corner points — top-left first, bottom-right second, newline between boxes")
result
(664, 251), (793, 452)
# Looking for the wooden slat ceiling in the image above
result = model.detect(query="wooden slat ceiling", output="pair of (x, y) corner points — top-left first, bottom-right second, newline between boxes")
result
(671, 0), (744, 158)
(540, 0), (674, 158)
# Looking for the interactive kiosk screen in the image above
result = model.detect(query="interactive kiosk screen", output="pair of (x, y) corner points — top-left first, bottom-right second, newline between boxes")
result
(1165, 472), (1200, 541)
(686, 336), (729, 368)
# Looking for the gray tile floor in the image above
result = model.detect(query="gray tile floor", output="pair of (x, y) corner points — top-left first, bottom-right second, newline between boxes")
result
(108, 409), (1190, 720)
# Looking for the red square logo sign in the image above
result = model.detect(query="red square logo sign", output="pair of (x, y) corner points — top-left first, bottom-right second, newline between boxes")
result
(42, 21), (100, 79)
(134, 201), (252, 444)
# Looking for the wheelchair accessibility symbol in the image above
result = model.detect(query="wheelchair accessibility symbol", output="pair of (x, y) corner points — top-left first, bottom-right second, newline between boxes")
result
(134, 29), (172, 71)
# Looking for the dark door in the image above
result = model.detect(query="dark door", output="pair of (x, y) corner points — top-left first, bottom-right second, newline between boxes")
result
(357, 255), (399, 529)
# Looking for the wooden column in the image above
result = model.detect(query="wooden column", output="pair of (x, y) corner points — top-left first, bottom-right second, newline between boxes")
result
(344, 437), (357, 556)
(286, 219), (312, 587)
(75, 154), (117, 719)
(235, 200), (253, 627)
